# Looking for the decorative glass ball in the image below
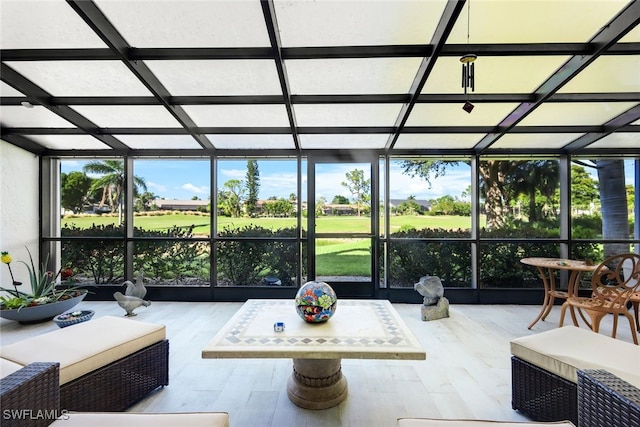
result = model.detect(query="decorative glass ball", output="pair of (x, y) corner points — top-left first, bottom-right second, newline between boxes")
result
(295, 281), (337, 323)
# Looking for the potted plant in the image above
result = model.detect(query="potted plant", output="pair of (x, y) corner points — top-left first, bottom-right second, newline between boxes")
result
(0, 248), (89, 324)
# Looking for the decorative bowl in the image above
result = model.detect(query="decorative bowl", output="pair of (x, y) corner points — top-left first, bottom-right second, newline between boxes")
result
(295, 281), (337, 323)
(0, 291), (87, 324)
(53, 310), (94, 328)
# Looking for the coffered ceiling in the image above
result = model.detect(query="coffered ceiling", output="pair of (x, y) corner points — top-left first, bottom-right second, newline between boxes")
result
(1, 0), (639, 157)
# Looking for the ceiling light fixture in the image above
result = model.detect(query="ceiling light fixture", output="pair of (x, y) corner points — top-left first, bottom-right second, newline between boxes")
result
(21, 101), (34, 109)
(460, 0), (476, 113)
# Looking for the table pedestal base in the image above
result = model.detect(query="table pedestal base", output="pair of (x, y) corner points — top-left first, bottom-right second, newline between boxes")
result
(287, 358), (348, 409)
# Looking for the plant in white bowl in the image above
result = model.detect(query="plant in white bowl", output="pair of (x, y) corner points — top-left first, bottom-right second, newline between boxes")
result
(1, 248), (90, 323)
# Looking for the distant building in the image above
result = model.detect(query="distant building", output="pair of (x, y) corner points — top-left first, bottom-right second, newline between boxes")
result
(152, 199), (209, 211)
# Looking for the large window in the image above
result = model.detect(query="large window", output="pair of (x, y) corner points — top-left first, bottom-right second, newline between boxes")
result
(214, 158), (302, 287)
(44, 154), (639, 302)
(386, 157), (472, 288)
(571, 158), (638, 259)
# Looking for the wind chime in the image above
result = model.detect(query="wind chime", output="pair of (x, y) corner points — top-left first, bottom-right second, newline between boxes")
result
(460, 1), (477, 113)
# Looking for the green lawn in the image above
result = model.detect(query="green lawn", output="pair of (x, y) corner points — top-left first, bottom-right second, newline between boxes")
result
(62, 213), (479, 234)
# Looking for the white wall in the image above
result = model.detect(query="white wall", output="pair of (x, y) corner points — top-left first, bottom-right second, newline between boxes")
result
(0, 140), (40, 288)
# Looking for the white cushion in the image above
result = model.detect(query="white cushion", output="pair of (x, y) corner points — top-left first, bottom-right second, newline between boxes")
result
(0, 358), (25, 379)
(50, 412), (229, 427)
(510, 325), (640, 388)
(0, 315), (165, 385)
(397, 419), (574, 426)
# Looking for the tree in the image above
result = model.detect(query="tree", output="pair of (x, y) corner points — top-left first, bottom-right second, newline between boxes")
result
(220, 179), (245, 217)
(396, 199), (421, 215)
(245, 160), (260, 216)
(263, 198), (294, 217)
(596, 159), (629, 258)
(61, 171), (93, 213)
(332, 195), (350, 204)
(401, 160), (518, 227)
(83, 160), (147, 223)
(571, 165), (599, 213)
(134, 192), (158, 212)
(401, 159), (558, 229)
(341, 169), (371, 216)
(507, 160), (560, 222)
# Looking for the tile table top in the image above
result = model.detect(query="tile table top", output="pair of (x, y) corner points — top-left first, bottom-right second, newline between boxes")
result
(202, 299), (426, 360)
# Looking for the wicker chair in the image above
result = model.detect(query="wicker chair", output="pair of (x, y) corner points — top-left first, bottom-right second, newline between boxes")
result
(577, 369), (640, 427)
(559, 253), (640, 345)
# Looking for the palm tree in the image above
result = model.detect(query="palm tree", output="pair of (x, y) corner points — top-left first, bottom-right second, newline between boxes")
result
(596, 159), (630, 258)
(83, 160), (147, 224)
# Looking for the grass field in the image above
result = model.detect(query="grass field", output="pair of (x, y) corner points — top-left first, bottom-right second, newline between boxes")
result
(62, 213), (479, 234)
(61, 213), (479, 277)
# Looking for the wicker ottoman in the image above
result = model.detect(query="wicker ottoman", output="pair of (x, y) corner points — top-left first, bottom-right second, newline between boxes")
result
(0, 315), (169, 412)
(2, 363), (227, 427)
(510, 326), (640, 425)
(49, 412), (229, 427)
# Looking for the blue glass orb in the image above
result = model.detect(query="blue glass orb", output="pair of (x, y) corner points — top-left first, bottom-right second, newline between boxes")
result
(295, 281), (337, 323)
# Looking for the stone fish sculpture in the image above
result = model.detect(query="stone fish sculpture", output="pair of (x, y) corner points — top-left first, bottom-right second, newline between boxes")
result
(114, 271), (151, 316)
(414, 275), (449, 321)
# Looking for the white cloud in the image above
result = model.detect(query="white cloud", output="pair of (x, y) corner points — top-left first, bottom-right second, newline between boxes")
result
(146, 181), (167, 193)
(181, 183), (208, 194)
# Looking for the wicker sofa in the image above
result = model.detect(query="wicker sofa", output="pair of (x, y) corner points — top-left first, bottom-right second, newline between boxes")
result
(510, 326), (640, 427)
(0, 362), (229, 427)
(0, 315), (169, 412)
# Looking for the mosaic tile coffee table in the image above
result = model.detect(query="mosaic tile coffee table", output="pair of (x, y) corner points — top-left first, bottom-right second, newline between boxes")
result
(202, 299), (426, 409)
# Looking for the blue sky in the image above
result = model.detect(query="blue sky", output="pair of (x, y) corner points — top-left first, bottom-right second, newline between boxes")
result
(61, 159), (635, 203)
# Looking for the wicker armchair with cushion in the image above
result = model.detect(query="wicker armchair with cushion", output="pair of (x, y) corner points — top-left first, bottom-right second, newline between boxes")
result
(0, 363), (230, 427)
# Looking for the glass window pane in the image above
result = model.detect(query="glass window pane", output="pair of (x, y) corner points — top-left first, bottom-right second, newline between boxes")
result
(300, 134), (389, 149)
(5, 61), (153, 96)
(559, 56), (640, 93)
(446, 1), (629, 43)
(585, 133), (640, 149)
(389, 158), (472, 235)
(407, 103), (519, 126)
(70, 106), (182, 128)
(133, 159), (211, 237)
(95, 0), (270, 47)
(0, 106), (75, 128)
(120, 135), (203, 150)
(517, 102), (637, 126)
(184, 105), (291, 127)
(294, 104), (403, 127)
(276, 0), (447, 47)
(571, 158), (636, 259)
(145, 60), (283, 96)
(386, 240), (472, 288)
(216, 159), (300, 235)
(316, 238), (371, 281)
(420, 57), (569, 94)
(394, 134), (483, 150)
(314, 163), (371, 234)
(1, 1), (107, 48)
(491, 133), (585, 150)
(208, 135), (295, 150)
(479, 243), (559, 289)
(215, 240), (300, 287)
(60, 158), (128, 227)
(134, 241), (210, 286)
(479, 158), (560, 237)
(29, 135), (112, 151)
(287, 58), (422, 95)
(61, 240), (125, 285)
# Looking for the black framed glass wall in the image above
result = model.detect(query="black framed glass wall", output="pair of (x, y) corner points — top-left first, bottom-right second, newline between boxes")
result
(41, 153), (639, 303)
